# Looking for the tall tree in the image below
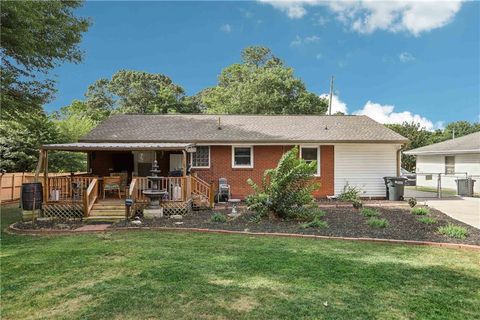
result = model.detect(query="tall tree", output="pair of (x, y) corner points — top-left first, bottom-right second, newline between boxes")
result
(386, 122), (433, 171)
(200, 46), (328, 115)
(84, 70), (199, 117)
(0, 1), (90, 117)
(431, 121), (480, 143)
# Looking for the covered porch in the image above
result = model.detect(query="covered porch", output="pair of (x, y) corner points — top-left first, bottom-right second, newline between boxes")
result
(36, 142), (213, 219)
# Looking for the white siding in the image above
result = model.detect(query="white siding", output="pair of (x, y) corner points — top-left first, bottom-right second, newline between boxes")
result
(416, 153), (480, 193)
(334, 144), (399, 197)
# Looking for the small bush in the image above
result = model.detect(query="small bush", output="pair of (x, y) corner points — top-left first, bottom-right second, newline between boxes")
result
(296, 207), (326, 222)
(411, 207), (430, 215)
(408, 198), (417, 208)
(249, 214), (262, 223)
(211, 213), (227, 223)
(246, 147), (320, 219)
(301, 218), (328, 229)
(417, 216), (437, 224)
(438, 224), (468, 239)
(367, 217), (389, 228)
(352, 200), (363, 209)
(338, 184), (361, 202)
(361, 208), (380, 217)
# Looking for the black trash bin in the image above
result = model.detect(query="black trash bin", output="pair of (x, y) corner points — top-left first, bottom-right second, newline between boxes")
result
(455, 178), (476, 197)
(383, 177), (407, 201)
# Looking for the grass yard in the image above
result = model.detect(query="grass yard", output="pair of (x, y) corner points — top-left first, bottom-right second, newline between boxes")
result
(2, 204), (480, 319)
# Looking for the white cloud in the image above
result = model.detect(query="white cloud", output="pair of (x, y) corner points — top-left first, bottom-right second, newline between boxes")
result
(353, 101), (437, 130)
(315, 53), (323, 60)
(220, 24), (232, 33)
(399, 52), (415, 63)
(320, 93), (348, 114)
(259, 0), (308, 19)
(290, 35), (320, 46)
(260, 1), (463, 36)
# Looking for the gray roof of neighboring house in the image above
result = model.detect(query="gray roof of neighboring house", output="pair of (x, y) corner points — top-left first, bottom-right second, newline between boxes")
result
(78, 114), (407, 144)
(404, 131), (480, 155)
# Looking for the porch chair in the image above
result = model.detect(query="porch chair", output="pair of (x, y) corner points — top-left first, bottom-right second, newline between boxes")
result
(103, 176), (121, 199)
(217, 177), (231, 203)
(110, 172), (128, 196)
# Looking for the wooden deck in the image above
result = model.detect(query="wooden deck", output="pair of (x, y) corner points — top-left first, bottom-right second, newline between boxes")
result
(42, 175), (213, 220)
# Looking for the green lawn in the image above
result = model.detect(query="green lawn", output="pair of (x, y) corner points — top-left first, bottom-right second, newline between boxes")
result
(1, 204), (480, 319)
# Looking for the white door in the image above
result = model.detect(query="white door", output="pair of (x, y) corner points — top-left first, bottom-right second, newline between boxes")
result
(169, 154), (183, 172)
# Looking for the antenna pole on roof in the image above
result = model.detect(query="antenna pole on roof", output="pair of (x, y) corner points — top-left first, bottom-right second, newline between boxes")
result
(452, 128), (455, 139)
(328, 76), (334, 115)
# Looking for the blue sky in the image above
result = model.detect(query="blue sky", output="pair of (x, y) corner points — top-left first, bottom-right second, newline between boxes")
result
(46, 1), (479, 129)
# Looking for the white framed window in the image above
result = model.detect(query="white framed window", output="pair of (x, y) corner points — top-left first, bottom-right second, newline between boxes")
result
(232, 146), (254, 168)
(445, 156), (455, 175)
(300, 146), (320, 176)
(191, 146), (210, 168)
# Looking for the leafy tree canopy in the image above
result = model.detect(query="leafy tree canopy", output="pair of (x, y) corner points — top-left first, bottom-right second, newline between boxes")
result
(83, 70), (200, 120)
(0, 1), (90, 116)
(200, 46), (328, 115)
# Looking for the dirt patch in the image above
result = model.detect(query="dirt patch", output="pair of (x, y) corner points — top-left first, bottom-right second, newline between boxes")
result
(13, 219), (83, 230)
(226, 297), (259, 313)
(113, 206), (480, 245)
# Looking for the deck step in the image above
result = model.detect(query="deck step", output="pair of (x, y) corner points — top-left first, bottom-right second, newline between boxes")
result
(85, 215), (124, 222)
(91, 205), (125, 210)
(90, 210), (125, 216)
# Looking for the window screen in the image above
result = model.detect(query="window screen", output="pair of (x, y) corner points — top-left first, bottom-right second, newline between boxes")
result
(233, 147), (253, 167)
(445, 156), (455, 174)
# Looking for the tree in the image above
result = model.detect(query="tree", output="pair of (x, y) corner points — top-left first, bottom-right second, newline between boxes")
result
(431, 121), (480, 143)
(0, 111), (59, 172)
(84, 70), (200, 116)
(0, 1), (90, 116)
(386, 122), (432, 171)
(246, 147), (320, 219)
(200, 46), (328, 115)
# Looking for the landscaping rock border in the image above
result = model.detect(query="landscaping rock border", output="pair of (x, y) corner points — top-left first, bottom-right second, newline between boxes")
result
(8, 223), (480, 251)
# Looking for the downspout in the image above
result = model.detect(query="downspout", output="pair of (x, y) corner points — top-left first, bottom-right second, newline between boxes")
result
(397, 144), (406, 176)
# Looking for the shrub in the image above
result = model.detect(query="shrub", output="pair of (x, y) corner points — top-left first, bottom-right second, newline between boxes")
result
(301, 218), (328, 229)
(246, 147), (320, 219)
(352, 199), (363, 209)
(408, 197), (417, 208)
(417, 216), (437, 224)
(338, 184), (361, 202)
(249, 214), (262, 223)
(296, 207), (326, 222)
(438, 224), (468, 239)
(211, 213), (227, 223)
(367, 217), (389, 228)
(411, 207), (430, 215)
(361, 208), (380, 217)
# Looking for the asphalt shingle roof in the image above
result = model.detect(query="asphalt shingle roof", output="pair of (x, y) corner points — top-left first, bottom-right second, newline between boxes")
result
(404, 131), (480, 155)
(79, 114), (407, 144)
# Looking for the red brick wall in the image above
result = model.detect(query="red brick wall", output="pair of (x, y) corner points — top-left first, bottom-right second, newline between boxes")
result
(193, 145), (334, 199)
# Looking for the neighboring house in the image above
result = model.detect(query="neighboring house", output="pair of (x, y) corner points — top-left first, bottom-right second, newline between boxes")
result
(44, 114), (407, 199)
(404, 131), (480, 194)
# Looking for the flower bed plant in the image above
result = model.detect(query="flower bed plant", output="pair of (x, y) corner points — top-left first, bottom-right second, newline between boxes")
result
(438, 224), (469, 239)
(367, 217), (389, 228)
(411, 207), (430, 215)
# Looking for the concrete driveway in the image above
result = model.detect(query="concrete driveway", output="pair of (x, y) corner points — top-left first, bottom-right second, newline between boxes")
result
(423, 197), (480, 229)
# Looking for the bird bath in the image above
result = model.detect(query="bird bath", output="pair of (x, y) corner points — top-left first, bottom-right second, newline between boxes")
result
(143, 160), (167, 218)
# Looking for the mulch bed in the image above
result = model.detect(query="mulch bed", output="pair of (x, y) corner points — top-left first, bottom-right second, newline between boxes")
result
(113, 205), (480, 245)
(13, 219), (83, 231)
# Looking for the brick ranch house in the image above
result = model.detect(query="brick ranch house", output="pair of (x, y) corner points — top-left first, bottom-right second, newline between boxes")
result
(42, 114), (407, 204)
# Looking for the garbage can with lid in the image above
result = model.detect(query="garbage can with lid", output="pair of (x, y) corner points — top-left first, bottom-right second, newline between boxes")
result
(455, 178), (476, 197)
(383, 177), (408, 201)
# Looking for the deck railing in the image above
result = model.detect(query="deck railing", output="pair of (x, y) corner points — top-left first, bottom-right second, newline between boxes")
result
(46, 176), (95, 203)
(83, 178), (98, 216)
(191, 175), (214, 207)
(134, 177), (188, 202)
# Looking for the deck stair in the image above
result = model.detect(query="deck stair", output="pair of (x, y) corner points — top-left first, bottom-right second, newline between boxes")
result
(85, 200), (125, 222)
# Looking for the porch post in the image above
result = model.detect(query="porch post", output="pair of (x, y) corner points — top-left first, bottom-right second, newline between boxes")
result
(34, 149), (44, 183)
(43, 150), (49, 203)
(182, 150), (187, 177)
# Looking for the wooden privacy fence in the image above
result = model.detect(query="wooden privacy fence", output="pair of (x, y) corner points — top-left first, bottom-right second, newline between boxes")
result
(0, 172), (86, 204)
